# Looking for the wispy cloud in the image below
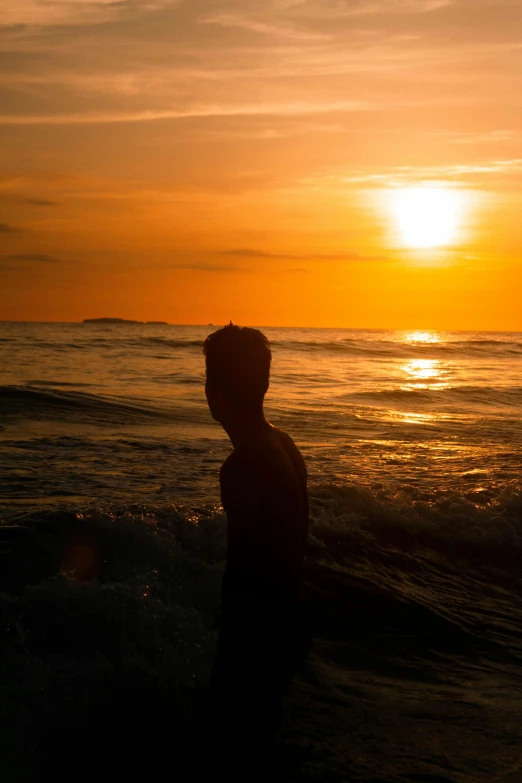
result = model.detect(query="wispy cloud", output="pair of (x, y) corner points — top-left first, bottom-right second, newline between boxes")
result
(1, 253), (60, 263)
(0, 222), (22, 233)
(1, 0), (520, 142)
(338, 0), (452, 15)
(201, 13), (329, 41)
(0, 100), (373, 125)
(1, 0), (451, 28)
(0, 187), (59, 207)
(306, 159), (522, 188)
(2, 0), (178, 26)
(201, 0), (452, 29)
(217, 248), (273, 258)
(24, 197), (58, 206)
(447, 130), (520, 145)
(172, 261), (247, 272)
(216, 248), (386, 261)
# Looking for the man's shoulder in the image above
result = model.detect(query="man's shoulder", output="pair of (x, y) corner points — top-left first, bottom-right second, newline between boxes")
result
(220, 442), (261, 482)
(272, 427), (307, 476)
(219, 447), (259, 489)
(220, 449), (241, 478)
(219, 447), (262, 513)
(273, 426), (303, 455)
(221, 426), (305, 482)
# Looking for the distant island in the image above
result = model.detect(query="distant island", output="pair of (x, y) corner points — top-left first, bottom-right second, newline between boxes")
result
(83, 318), (168, 325)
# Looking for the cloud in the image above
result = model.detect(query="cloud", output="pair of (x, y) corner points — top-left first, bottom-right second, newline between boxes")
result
(188, 120), (346, 142)
(0, 189), (59, 206)
(0, 100), (373, 125)
(216, 248), (385, 261)
(1, 253), (60, 263)
(173, 261), (247, 272)
(306, 158), (522, 188)
(0, 0), (451, 28)
(447, 130), (520, 145)
(0, 0), (519, 141)
(201, 13), (329, 41)
(0, 222), (22, 232)
(2, 0), (178, 26)
(217, 248), (273, 258)
(169, 248), (384, 270)
(337, 0), (451, 15)
(200, 0), (452, 31)
(173, 260), (317, 273)
(24, 197), (58, 206)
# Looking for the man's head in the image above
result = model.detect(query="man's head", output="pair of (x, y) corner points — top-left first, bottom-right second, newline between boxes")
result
(203, 323), (271, 423)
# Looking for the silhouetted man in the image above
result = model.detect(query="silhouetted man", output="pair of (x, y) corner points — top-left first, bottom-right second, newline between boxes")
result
(203, 324), (310, 770)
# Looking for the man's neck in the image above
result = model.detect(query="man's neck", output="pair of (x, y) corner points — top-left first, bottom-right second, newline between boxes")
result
(222, 411), (271, 449)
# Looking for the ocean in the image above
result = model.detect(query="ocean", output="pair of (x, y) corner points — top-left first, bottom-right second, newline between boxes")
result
(1, 321), (521, 782)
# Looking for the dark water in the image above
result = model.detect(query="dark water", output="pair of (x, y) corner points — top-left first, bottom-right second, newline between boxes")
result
(1, 322), (521, 781)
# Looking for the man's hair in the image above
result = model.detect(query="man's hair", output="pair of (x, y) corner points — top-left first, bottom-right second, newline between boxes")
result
(203, 323), (271, 408)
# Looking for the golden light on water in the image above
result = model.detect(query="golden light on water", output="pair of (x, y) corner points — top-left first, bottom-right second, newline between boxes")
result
(401, 358), (450, 390)
(400, 332), (449, 390)
(404, 331), (441, 344)
(404, 358), (440, 380)
(390, 186), (463, 249)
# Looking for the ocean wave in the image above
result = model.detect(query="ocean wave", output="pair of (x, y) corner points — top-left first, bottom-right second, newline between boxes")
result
(1, 484), (520, 697)
(346, 385), (522, 405)
(269, 337), (522, 358)
(0, 502), (223, 778)
(307, 482), (522, 571)
(5, 333), (522, 358)
(456, 338), (522, 347)
(25, 379), (91, 388)
(140, 337), (204, 348)
(2, 482), (520, 598)
(1, 484), (520, 674)
(0, 336), (205, 352)
(78, 336), (205, 349)
(1, 482), (521, 778)
(0, 385), (176, 423)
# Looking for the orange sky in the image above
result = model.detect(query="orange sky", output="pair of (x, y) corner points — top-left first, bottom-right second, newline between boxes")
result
(0, 0), (521, 329)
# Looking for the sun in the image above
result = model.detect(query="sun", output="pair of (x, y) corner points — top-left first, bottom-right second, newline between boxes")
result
(391, 186), (462, 248)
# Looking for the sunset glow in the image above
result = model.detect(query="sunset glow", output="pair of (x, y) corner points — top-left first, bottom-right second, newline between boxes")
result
(391, 187), (462, 249)
(2, 4), (521, 774)
(0, 1), (520, 329)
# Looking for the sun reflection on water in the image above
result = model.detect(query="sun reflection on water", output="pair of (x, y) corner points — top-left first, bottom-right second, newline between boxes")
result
(401, 358), (450, 390)
(393, 411), (439, 425)
(404, 331), (441, 344)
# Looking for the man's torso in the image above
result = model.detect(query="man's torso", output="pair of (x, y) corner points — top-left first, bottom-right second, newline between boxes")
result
(219, 424), (308, 603)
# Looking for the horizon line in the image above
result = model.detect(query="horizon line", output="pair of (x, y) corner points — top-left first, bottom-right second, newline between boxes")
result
(0, 320), (520, 334)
